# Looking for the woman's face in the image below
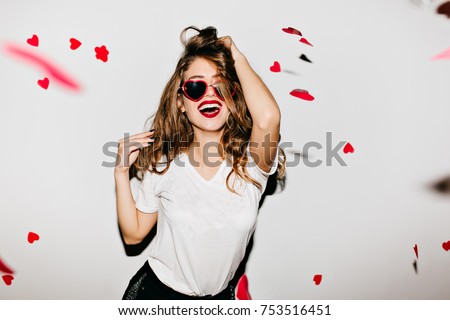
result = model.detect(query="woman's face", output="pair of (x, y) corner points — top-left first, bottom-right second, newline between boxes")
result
(178, 57), (230, 135)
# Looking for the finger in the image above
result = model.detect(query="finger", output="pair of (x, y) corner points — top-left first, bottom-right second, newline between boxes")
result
(123, 137), (155, 153)
(118, 130), (154, 143)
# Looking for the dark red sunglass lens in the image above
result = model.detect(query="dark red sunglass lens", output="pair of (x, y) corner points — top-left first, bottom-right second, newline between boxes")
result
(184, 81), (207, 100)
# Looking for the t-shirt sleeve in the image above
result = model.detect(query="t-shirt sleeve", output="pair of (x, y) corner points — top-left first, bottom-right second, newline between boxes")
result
(134, 170), (159, 214)
(245, 143), (279, 191)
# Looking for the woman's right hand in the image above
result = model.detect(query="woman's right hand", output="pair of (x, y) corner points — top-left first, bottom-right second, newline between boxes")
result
(114, 130), (155, 175)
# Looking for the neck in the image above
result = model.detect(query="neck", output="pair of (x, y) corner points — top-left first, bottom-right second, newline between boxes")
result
(189, 128), (224, 164)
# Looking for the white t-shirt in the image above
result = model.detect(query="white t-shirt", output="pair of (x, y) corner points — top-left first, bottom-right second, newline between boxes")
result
(134, 144), (278, 296)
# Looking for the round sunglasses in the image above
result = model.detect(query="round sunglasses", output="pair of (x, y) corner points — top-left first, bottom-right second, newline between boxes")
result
(179, 79), (236, 102)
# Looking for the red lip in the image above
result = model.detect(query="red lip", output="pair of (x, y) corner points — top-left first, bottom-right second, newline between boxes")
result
(198, 100), (222, 109)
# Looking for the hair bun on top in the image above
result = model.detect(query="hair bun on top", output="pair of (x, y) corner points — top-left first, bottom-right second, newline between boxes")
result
(180, 26), (229, 56)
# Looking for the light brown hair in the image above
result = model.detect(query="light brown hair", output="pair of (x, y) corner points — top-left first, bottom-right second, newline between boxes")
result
(132, 26), (286, 194)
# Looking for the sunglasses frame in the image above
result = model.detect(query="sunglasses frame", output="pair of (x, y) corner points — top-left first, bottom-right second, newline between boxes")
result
(179, 79), (236, 102)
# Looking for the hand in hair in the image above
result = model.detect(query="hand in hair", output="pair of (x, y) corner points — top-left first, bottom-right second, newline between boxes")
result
(219, 36), (243, 61)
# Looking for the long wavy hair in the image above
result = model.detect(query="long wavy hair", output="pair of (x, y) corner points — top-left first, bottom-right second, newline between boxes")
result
(131, 26), (286, 195)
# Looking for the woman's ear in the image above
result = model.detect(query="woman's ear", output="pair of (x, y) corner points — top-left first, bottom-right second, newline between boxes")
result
(177, 94), (186, 113)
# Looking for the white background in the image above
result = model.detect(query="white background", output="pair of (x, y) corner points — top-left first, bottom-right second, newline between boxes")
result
(0, 0), (449, 299)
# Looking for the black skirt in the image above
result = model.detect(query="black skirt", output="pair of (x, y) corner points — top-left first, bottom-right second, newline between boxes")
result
(122, 261), (235, 300)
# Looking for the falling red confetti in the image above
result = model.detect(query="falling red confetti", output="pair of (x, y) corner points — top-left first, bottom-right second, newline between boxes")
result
(431, 47), (450, 60)
(69, 38), (82, 50)
(27, 232), (40, 244)
(269, 61), (281, 72)
(3, 43), (81, 91)
(2, 275), (14, 286)
(27, 34), (39, 47)
(443, 241), (450, 251)
(282, 27), (302, 36)
(414, 244), (419, 259)
(95, 45), (109, 62)
(290, 89), (315, 101)
(313, 274), (322, 285)
(37, 77), (49, 89)
(236, 274), (252, 300)
(299, 37), (313, 47)
(0, 258), (14, 274)
(343, 142), (354, 154)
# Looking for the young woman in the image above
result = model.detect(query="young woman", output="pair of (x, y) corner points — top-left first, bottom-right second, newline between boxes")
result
(114, 26), (285, 300)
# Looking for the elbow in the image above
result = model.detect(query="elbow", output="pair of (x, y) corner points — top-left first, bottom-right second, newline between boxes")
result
(256, 110), (281, 131)
(123, 235), (143, 245)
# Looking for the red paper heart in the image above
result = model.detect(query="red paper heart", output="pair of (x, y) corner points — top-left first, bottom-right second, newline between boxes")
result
(414, 244), (419, 259)
(290, 89), (315, 101)
(0, 258), (14, 274)
(282, 27), (302, 36)
(69, 38), (82, 50)
(37, 77), (49, 89)
(299, 37), (313, 47)
(343, 142), (354, 154)
(443, 241), (450, 251)
(269, 61), (281, 72)
(27, 34), (39, 47)
(28, 231), (40, 244)
(5, 43), (80, 91)
(236, 274), (252, 300)
(313, 274), (322, 285)
(2, 275), (14, 286)
(95, 45), (109, 62)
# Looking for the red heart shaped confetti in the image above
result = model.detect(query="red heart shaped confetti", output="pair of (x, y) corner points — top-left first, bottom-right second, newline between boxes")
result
(95, 45), (109, 62)
(37, 77), (49, 89)
(290, 89), (315, 101)
(69, 38), (82, 50)
(2, 275), (14, 286)
(0, 258), (14, 274)
(282, 27), (302, 36)
(28, 232), (40, 244)
(313, 274), (322, 285)
(269, 61), (281, 72)
(443, 241), (450, 251)
(343, 142), (354, 154)
(299, 37), (313, 47)
(414, 244), (419, 259)
(236, 274), (252, 300)
(5, 43), (81, 91)
(27, 34), (39, 47)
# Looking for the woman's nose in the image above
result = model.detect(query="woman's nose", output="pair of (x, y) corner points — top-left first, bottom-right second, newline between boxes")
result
(205, 84), (216, 97)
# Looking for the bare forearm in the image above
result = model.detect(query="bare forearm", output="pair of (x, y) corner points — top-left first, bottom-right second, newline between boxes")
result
(234, 53), (281, 126)
(114, 171), (140, 240)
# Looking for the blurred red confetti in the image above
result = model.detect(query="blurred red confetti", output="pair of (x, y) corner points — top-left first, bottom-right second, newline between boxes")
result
(299, 37), (313, 47)
(27, 34), (39, 47)
(313, 274), (322, 285)
(0, 258), (14, 274)
(236, 274), (252, 300)
(343, 142), (354, 154)
(431, 47), (450, 60)
(282, 27), (302, 36)
(414, 244), (419, 259)
(27, 232), (40, 244)
(3, 43), (81, 91)
(95, 45), (109, 62)
(69, 38), (82, 50)
(2, 275), (14, 286)
(443, 241), (450, 251)
(269, 61), (281, 72)
(290, 89), (315, 101)
(37, 77), (49, 89)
